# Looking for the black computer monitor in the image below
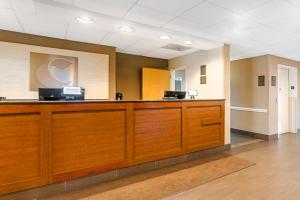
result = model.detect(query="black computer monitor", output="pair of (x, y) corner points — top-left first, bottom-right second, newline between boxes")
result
(164, 91), (186, 99)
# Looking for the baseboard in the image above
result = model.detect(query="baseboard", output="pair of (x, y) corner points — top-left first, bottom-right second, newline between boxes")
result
(231, 128), (278, 141)
(0, 144), (230, 200)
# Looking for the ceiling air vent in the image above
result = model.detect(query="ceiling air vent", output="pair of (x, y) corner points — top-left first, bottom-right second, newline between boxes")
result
(161, 44), (192, 52)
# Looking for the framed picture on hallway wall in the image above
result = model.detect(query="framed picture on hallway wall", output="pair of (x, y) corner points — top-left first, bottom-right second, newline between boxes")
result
(258, 75), (265, 86)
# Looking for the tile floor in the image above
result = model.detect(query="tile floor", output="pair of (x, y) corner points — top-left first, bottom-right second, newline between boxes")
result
(231, 133), (264, 148)
(42, 133), (300, 200)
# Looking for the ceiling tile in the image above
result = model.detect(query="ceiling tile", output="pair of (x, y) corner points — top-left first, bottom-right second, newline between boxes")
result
(100, 32), (139, 51)
(66, 22), (109, 43)
(137, 0), (205, 17)
(164, 17), (209, 36)
(143, 48), (176, 59)
(0, 8), (22, 32)
(246, 0), (300, 24)
(287, 0), (300, 8)
(17, 11), (68, 38)
(121, 39), (166, 55)
(125, 5), (174, 27)
(73, 0), (135, 18)
(267, 15), (300, 36)
(34, 2), (76, 23)
(11, 0), (35, 13)
(230, 44), (264, 60)
(207, 0), (271, 14)
(181, 2), (238, 27)
(0, 0), (11, 9)
(52, 0), (74, 4)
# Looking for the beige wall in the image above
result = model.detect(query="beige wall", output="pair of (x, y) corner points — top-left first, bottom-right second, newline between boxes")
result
(231, 56), (269, 134)
(0, 41), (109, 99)
(116, 53), (168, 100)
(231, 54), (300, 135)
(169, 47), (226, 99)
(169, 45), (231, 144)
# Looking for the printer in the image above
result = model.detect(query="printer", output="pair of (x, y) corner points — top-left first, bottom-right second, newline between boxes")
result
(39, 87), (85, 101)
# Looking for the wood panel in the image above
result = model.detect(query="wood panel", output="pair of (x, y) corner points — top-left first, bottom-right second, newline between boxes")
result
(142, 68), (170, 100)
(186, 105), (224, 151)
(0, 113), (41, 195)
(51, 110), (127, 181)
(134, 108), (182, 162)
(116, 53), (168, 100)
(0, 100), (225, 195)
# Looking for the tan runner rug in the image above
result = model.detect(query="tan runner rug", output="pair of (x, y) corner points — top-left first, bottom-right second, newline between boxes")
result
(48, 153), (255, 200)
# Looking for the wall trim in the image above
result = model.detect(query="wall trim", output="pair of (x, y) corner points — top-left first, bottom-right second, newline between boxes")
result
(0, 144), (230, 199)
(231, 106), (268, 113)
(231, 128), (278, 140)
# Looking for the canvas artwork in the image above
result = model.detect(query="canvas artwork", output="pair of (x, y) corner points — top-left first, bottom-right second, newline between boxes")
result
(30, 52), (78, 91)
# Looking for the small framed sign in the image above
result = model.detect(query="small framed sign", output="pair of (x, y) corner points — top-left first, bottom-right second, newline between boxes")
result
(200, 76), (207, 84)
(258, 75), (265, 86)
(200, 65), (206, 75)
(271, 76), (276, 86)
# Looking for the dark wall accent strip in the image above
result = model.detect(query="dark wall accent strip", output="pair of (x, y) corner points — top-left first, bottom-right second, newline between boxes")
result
(231, 128), (278, 140)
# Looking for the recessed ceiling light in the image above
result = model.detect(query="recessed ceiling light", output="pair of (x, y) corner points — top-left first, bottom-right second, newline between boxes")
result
(119, 25), (135, 33)
(76, 16), (94, 24)
(159, 35), (171, 40)
(184, 40), (193, 45)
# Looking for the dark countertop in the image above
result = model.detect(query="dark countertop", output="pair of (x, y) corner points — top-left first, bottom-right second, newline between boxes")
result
(0, 99), (225, 104)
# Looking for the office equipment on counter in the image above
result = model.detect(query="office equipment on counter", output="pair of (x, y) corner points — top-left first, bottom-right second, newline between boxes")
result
(188, 89), (198, 100)
(116, 92), (123, 100)
(62, 87), (85, 100)
(39, 87), (85, 101)
(163, 91), (186, 100)
(39, 88), (64, 101)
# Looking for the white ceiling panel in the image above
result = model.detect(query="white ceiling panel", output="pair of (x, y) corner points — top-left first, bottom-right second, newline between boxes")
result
(267, 15), (300, 36)
(164, 18), (208, 36)
(0, 0), (11, 9)
(17, 11), (68, 38)
(34, 2), (77, 23)
(143, 48), (176, 59)
(121, 39), (166, 55)
(137, 0), (205, 17)
(230, 44), (264, 60)
(287, 0), (300, 8)
(0, 8), (22, 32)
(100, 32), (139, 50)
(52, 0), (73, 4)
(73, 0), (135, 18)
(1, 0), (300, 60)
(66, 22), (109, 43)
(246, 0), (300, 24)
(181, 2), (238, 27)
(125, 5), (174, 27)
(207, 0), (271, 14)
(11, 0), (35, 13)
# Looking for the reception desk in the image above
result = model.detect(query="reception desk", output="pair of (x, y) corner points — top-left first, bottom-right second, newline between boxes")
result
(0, 99), (224, 195)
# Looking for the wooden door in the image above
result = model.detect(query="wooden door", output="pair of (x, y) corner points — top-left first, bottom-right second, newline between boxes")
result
(142, 68), (170, 100)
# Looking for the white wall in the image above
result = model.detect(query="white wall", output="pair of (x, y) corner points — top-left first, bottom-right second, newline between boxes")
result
(0, 41), (109, 99)
(169, 48), (225, 99)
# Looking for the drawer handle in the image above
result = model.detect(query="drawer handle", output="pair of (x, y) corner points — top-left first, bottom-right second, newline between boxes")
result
(201, 119), (221, 126)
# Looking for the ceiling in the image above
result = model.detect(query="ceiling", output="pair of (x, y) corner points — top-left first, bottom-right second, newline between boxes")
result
(1, 0), (300, 61)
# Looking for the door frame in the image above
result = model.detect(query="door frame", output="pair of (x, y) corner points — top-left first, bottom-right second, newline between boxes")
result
(170, 66), (187, 91)
(277, 64), (298, 134)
